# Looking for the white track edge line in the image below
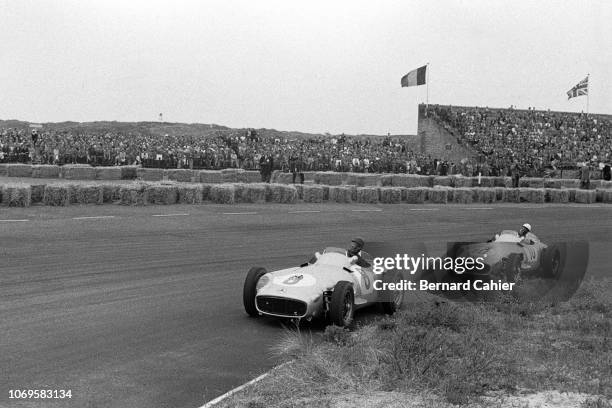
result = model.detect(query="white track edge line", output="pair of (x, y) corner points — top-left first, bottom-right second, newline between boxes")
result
(0, 219), (30, 222)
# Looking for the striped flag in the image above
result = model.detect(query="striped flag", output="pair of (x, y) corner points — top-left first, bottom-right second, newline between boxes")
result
(567, 76), (588, 99)
(401, 65), (427, 87)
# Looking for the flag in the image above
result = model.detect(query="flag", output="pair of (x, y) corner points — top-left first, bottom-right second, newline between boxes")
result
(567, 76), (588, 99)
(401, 65), (427, 87)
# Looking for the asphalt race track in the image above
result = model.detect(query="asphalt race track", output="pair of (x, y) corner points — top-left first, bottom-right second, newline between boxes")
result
(1, 203), (610, 408)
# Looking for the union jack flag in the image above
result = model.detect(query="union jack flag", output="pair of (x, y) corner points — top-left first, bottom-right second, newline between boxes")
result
(567, 76), (588, 99)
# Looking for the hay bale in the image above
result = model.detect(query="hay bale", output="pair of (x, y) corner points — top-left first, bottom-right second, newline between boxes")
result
(209, 184), (235, 204)
(1, 184), (31, 207)
(264, 184), (298, 204)
(404, 187), (427, 204)
(271, 172), (294, 184)
(556, 179), (581, 189)
(433, 176), (452, 187)
(234, 183), (267, 203)
(451, 188), (474, 204)
(294, 184), (304, 199)
(598, 189), (612, 203)
(493, 177), (513, 187)
(356, 187), (379, 204)
(343, 173), (381, 187)
(380, 175), (394, 186)
(199, 170), (224, 184)
(30, 184), (45, 204)
(121, 166), (138, 180)
(0, 164), (7, 177)
(72, 184), (103, 205)
(520, 178), (545, 188)
(473, 177), (495, 188)
(573, 189), (596, 204)
(379, 187), (401, 204)
(427, 187), (448, 204)
(314, 172), (343, 186)
(102, 184), (122, 203)
(145, 184), (178, 204)
(166, 169), (195, 183)
(392, 174), (432, 187)
(95, 166), (122, 180)
(32, 165), (60, 178)
(43, 184), (71, 206)
(506, 188), (520, 203)
(302, 185), (325, 203)
(452, 176), (474, 188)
(546, 188), (570, 203)
(519, 188), (545, 203)
(494, 187), (508, 202)
(243, 171), (262, 183)
(328, 186), (354, 203)
(62, 165), (96, 180)
(119, 184), (148, 205)
(6, 164), (33, 178)
(137, 168), (164, 181)
(596, 180), (612, 190)
(472, 188), (495, 203)
(176, 184), (204, 204)
(200, 184), (213, 201)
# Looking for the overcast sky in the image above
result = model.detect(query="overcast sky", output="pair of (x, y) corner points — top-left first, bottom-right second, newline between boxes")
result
(1, 0), (610, 135)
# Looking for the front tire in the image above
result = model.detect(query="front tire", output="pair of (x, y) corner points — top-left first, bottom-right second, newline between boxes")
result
(328, 281), (354, 327)
(243, 267), (267, 317)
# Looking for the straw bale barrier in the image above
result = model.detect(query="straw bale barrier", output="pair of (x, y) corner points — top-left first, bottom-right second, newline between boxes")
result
(427, 187), (448, 204)
(166, 169), (195, 183)
(380, 175), (393, 186)
(494, 187), (508, 202)
(62, 165), (96, 180)
(200, 184), (213, 201)
(95, 166), (122, 180)
(176, 184), (203, 204)
(242, 171), (263, 183)
(119, 184), (148, 205)
(102, 184), (123, 203)
(404, 187), (427, 204)
(598, 189), (612, 203)
(343, 173), (381, 187)
(519, 188), (545, 203)
(505, 188), (520, 203)
(546, 188), (570, 203)
(43, 184), (71, 206)
(234, 183), (267, 203)
(328, 186), (354, 203)
(32, 165), (60, 178)
(199, 170), (224, 184)
(472, 177), (495, 188)
(448, 187), (472, 204)
(433, 176), (452, 187)
(6, 164), (33, 178)
(137, 168), (164, 181)
(209, 184), (235, 204)
(379, 187), (401, 204)
(356, 187), (379, 203)
(452, 176), (473, 188)
(71, 184), (103, 205)
(30, 184), (45, 204)
(271, 171), (294, 184)
(314, 172), (344, 186)
(593, 180), (612, 189)
(0, 164), (7, 177)
(573, 189), (596, 204)
(472, 188), (496, 203)
(493, 177), (513, 187)
(294, 184), (304, 199)
(145, 184), (178, 205)
(121, 166), (138, 180)
(301, 185), (325, 203)
(265, 184), (298, 204)
(520, 178), (545, 188)
(392, 174), (432, 188)
(1, 184), (31, 207)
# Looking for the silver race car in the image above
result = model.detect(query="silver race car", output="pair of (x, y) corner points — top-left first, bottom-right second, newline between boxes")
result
(243, 247), (403, 327)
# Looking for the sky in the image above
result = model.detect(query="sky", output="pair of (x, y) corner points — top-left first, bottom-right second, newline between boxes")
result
(1, 0), (610, 135)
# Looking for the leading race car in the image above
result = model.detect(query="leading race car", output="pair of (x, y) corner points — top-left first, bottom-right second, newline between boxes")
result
(243, 247), (403, 327)
(446, 230), (566, 283)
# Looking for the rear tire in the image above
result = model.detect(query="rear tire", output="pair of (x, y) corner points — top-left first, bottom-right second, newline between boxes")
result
(542, 244), (565, 279)
(243, 267), (267, 317)
(328, 281), (354, 327)
(381, 270), (404, 314)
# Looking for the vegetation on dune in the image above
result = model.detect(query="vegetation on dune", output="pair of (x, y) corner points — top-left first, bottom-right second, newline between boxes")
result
(222, 279), (612, 407)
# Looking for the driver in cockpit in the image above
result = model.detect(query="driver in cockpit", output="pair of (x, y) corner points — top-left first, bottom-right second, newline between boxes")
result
(518, 223), (534, 244)
(347, 237), (371, 268)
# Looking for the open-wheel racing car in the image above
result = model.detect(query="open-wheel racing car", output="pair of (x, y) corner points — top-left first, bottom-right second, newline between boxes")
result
(447, 230), (566, 283)
(243, 247), (403, 327)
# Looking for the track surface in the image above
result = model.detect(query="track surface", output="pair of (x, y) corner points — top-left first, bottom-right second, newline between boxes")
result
(1, 203), (610, 408)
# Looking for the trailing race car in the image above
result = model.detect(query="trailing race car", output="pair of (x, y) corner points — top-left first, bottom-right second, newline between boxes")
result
(243, 247), (403, 327)
(446, 230), (566, 283)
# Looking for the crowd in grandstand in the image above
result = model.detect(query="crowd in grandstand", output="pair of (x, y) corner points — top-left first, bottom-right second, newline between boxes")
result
(1, 104), (611, 180)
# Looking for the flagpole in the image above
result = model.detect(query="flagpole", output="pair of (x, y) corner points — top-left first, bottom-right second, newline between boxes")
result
(586, 73), (589, 115)
(426, 62), (430, 109)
